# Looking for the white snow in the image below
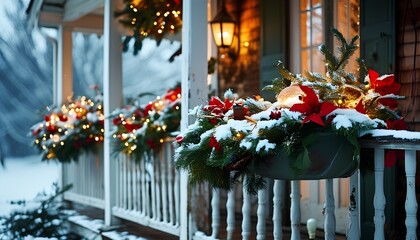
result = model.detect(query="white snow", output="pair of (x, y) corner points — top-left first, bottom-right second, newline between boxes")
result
(360, 129), (420, 140)
(0, 155), (60, 216)
(255, 139), (276, 153)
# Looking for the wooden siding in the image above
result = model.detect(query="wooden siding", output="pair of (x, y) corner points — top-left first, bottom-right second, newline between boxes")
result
(396, 0), (420, 131)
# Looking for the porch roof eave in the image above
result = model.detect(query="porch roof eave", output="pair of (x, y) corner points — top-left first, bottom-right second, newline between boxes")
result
(26, 0), (104, 34)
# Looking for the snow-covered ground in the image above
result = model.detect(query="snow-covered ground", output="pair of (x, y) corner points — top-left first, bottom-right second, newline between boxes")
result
(0, 155), (60, 215)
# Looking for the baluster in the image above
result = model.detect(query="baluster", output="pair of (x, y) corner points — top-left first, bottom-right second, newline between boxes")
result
(116, 155), (121, 208)
(133, 156), (139, 212)
(155, 152), (161, 221)
(290, 180), (301, 240)
(405, 150), (417, 239)
(141, 154), (147, 216)
(226, 189), (235, 240)
(123, 154), (127, 209)
(273, 180), (284, 240)
(167, 145), (175, 225)
(242, 177), (251, 240)
(151, 154), (157, 219)
(174, 164), (180, 226)
(347, 170), (360, 239)
(324, 179), (336, 240)
(211, 189), (220, 238)
(161, 143), (168, 223)
(374, 148), (385, 240)
(257, 186), (267, 240)
(127, 156), (132, 210)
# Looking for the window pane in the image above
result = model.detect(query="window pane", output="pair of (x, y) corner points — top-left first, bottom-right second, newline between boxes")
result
(312, 7), (323, 45)
(301, 49), (310, 71)
(301, 0), (310, 11)
(312, 0), (321, 8)
(300, 12), (311, 48)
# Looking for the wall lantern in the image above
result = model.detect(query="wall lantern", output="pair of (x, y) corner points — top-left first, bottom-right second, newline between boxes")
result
(210, 2), (236, 48)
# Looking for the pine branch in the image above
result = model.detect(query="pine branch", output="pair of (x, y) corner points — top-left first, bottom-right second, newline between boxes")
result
(276, 61), (300, 83)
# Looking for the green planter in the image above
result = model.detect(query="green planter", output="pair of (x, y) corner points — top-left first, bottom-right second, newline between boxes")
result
(252, 133), (358, 180)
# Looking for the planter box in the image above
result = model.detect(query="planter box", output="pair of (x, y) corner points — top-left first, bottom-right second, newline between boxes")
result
(252, 133), (358, 180)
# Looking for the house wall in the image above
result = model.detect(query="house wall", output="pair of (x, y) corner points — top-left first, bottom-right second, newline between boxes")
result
(217, 0), (261, 98)
(396, 0), (420, 131)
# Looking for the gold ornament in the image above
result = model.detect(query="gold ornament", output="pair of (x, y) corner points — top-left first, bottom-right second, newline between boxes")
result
(276, 85), (306, 108)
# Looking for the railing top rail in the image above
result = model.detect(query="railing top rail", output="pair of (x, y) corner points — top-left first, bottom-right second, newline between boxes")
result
(360, 129), (420, 150)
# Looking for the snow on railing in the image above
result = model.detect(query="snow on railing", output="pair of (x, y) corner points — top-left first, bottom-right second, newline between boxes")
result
(62, 147), (105, 209)
(112, 141), (181, 236)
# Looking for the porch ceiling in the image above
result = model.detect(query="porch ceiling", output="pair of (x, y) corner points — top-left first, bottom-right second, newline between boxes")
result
(27, 0), (104, 33)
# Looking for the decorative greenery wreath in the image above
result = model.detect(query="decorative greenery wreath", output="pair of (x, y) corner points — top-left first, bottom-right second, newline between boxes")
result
(174, 29), (405, 194)
(31, 92), (104, 163)
(111, 85), (181, 161)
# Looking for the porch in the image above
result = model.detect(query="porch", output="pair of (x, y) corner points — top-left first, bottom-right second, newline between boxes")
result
(25, 0), (420, 239)
(60, 135), (419, 239)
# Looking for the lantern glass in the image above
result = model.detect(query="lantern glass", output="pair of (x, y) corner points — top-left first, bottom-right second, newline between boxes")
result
(211, 21), (235, 48)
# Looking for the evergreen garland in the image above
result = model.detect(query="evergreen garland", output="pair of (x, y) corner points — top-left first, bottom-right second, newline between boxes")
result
(30, 92), (104, 163)
(175, 28), (405, 194)
(111, 84), (181, 162)
(115, 0), (182, 55)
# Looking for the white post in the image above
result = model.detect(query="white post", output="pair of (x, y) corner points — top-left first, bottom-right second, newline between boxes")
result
(257, 187), (268, 240)
(373, 148), (386, 240)
(226, 189), (236, 240)
(181, 0), (208, 238)
(56, 25), (73, 105)
(103, 0), (123, 226)
(211, 189), (220, 238)
(290, 181), (301, 240)
(242, 178), (252, 240)
(324, 179), (336, 240)
(405, 150), (417, 239)
(347, 170), (360, 239)
(57, 24), (72, 200)
(273, 180), (284, 240)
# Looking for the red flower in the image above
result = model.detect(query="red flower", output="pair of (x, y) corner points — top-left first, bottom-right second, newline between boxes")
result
(203, 97), (234, 116)
(58, 114), (67, 122)
(165, 87), (181, 102)
(113, 117), (122, 125)
(209, 136), (222, 152)
(144, 103), (154, 117)
(124, 123), (142, 132)
(355, 99), (367, 114)
(290, 86), (337, 126)
(368, 69), (401, 109)
(269, 110), (282, 120)
(175, 135), (183, 144)
(384, 118), (407, 168)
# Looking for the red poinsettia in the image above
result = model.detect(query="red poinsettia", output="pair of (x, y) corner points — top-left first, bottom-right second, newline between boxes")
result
(368, 69), (401, 109)
(269, 110), (282, 120)
(209, 136), (222, 152)
(203, 97), (234, 116)
(385, 118), (408, 168)
(290, 86), (337, 126)
(355, 99), (367, 114)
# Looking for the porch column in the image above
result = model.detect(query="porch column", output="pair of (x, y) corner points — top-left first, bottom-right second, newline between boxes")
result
(103, 0), (123, 226)
(180, 0), (208, 238)
(56, 25), (73, 105)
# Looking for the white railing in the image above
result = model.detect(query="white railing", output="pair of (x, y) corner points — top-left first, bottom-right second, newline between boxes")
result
(192, 138), (420, 240)
(112, 142), (181, 236)
(61, 136), (419, 239)
(62, 147), (105, 209)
